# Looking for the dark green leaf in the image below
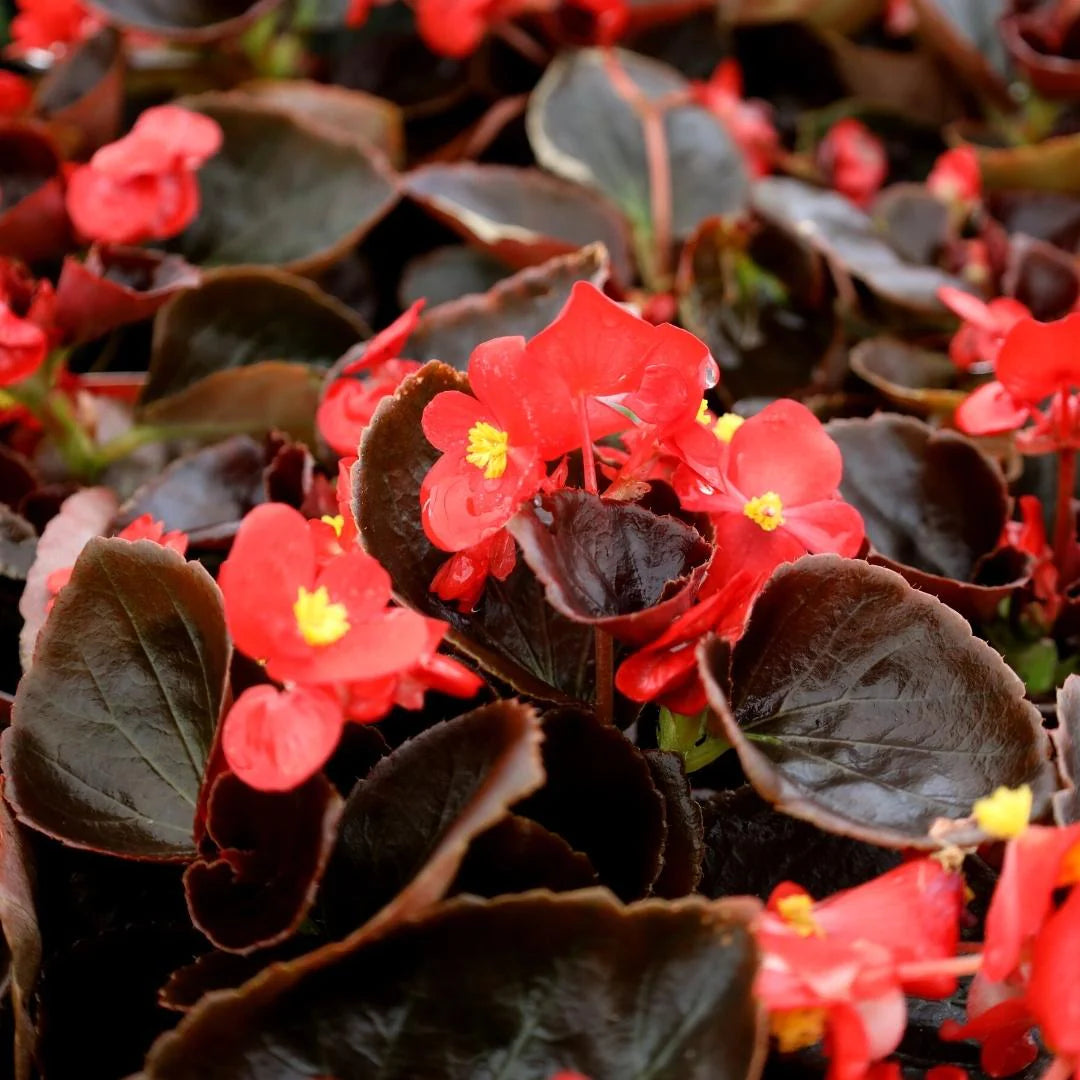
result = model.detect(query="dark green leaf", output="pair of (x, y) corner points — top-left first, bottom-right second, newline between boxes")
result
(2, 538), (229, 858)
(143, 890), (763, 1080)
(701, 555), (1056, 847)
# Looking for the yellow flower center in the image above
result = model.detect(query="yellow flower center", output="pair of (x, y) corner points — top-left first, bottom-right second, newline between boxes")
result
(770, 1008), (827, 1053)
(744, 491), (785, 532)
(972, 784), (1032, 840)
(293, 585), (350, 647)
(465, 421), (509, 480)
(696, 399), (712, 425)
(321, 514), (344, 537)
(714, 412), (744, 443)
(775, 893), (822, 938)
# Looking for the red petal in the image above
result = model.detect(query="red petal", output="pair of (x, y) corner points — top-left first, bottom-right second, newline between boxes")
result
(783, 500), (865, 557)
(996, 313), (1080, 404)
(727, 398), (843, 506)
(422, 390), (489, 453)
(954, 381), (1030, 436)
(222, 685), (345, 792)
(0, 303), (47, 385)
(1029, 884), (1080, 1055)
(131, 106), (223, 169)
(340, 300), (424, 377)
(710, 510), (808, 586)
(938, 286), (992, 329)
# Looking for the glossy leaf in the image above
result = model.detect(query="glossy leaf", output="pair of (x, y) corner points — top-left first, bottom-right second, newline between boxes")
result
(400, 246), (510, 308)
(508, 489), (711, 647)
(404, 163), (634, 283)
(322, 701), (544, 936)
(85, 0), (283, 42)
(701, 555), (1056, 848)
(143, 891), (763, 1080)
(2, 538), (229, 859)
(174, 94), (399, 273)
(644, 750), (703, 898)
(849, 336), (966, 415)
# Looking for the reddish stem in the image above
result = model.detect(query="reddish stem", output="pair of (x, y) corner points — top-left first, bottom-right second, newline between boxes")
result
(1054, 445), (1076, 582)
(594, 628), (614, 726)
(492, 21), (550, 66)
(895, 952), (982, 983)
(578, 396), (598, 495)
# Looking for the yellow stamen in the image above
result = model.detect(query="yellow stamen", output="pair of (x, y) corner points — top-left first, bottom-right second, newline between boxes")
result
(696, 399), (712, 426)
(321, 514), (344, 538)
(744, 491), (785, 532)
(770, 1008), (827, 1053)
(465, 421), (509, 480)
(714, 412), (744, 443)
(775, 893), (823, 938)
(973, 784), (1032, 840)
(293, 585), (350, 647)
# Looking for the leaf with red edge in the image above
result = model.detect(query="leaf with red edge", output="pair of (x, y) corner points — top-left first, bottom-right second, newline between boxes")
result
(401, 242), (610, 370)
(849, 336), (967, 415)
(185, 772), (343, 953)
(355, 362), (598, 703)
(400, 246), (510, 308)
(527, 48), (748, 264)
(508, 489), (711, 647)
(173, 93), (399, 273)
(0, 797), (41, 1080)
(321, 701), (544, 937)
(404, 164), (634, 284)
(0, 123), (71, 263)
(19, 485), (118, 670)
(233, 78), (404, 167)
(32, 28), (124, 158)
(514, 708), (667, 901)
(85, 0), (284, 42)
(752, 177), (966, 313)
(700, 555), (1056, 848)
(55, 246), (202, 344)
(143, 891), (763, 1080)
(2, 538), (229, 859)
(827, 414), (1022, 621)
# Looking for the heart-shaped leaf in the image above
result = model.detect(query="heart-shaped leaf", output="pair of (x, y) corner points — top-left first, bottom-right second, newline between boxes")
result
(700, 555), (1055, 848)
(85, 0), (283, 42)
(143, 890), (763, 1080)
(528, 48), (748, 271)
(2, 538), (229, 859)
(173, 94), (399, 273)
(404, 163), (634, 283)
(321, 701), (544, 937)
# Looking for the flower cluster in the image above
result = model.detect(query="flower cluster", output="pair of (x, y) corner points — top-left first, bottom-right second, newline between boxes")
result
(66, 106), (223, 247)
(217, 499), (482, 791)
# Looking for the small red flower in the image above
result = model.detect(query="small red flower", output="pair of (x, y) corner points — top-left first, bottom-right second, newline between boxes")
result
(884, 0), (916, 35)
(219, 503), (430, 686)
(939, 983), (1039, 1078)
(927, 147), (982, 211)
(0, 72), (32, 118)
(318, 301), (424, 458)
(9, 0), (100, 54)
(430, 528), (517, 612)
(954, 314), (1080, 447)
(66, 106), (223, 246)
(0, 303), (48, 387)
(818, 119), (888, 209)
(0, 257), (57, 386)
(415, 0), (547, 57)
(222, 683), (346, 793)
(938, 287), (1030, 374)
(694, 60), (779, 179)
(345, 0), (371, 26)
(677, 399), (865, 591)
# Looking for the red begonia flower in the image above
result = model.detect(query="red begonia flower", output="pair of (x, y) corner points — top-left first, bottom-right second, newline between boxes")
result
(0, 257), (58, 386)
(938, 287), (1030, 374)
(678, 399), (864, 590)
(10, 0), (100, 53)
(0, 303), (48, 386)
(0, 72), (32, 118)
(545, 0), (628, 46)
(939, 984), (1039, 1079)
(817, 118), (888, 209)
(430, 528), (517, 612)
(927, 147), (981, 210)
(981, 822), (1080, 981)
(345, 0), (371, 26)
(66, 106), (223, 246)
(421, 338), (550, 551)
(1027, 885), (1080, 1056)
(758, 861), (963, 1080)
(415, 0), (547, 57)
(693, 60), (779, 179)
(219, 503), (430, 685)
(222, 683), (346, 793)
(318, 301), (424, 458)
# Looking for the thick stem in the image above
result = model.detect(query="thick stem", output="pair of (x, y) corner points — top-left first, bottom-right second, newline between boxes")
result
(594, 628), (614, 726)
(1054, 445), (1076, 582)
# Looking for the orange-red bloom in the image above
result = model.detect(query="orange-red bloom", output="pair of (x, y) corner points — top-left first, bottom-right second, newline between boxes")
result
(0, 72), (32, 118)
(66, 106), (223, 246)
(9, 0), (100, 54)
(938, 287), (1030, 374)
(927, 147), (981, 212)
(818, 119), (888, 209)
(694, 60), (779, 179)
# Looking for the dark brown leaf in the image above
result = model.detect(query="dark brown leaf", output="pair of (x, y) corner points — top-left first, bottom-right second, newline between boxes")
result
(185, 773), (343, 953)
(143, 890), (763, 1080)
(404, 163), (634, 283)
(321, 701), (545, 936)
(85, 0), (283, 42)
(399, 245), (510, 308)
(644, 750), (703, 898)
(2, 538), (229, 859)
(849, 336), (967, 415)
(701, 555), (1056, 847)
(0, 122), (71, 263)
